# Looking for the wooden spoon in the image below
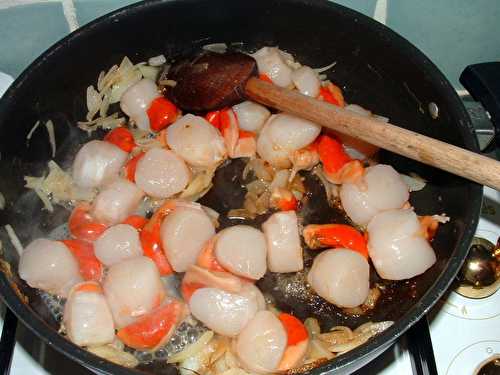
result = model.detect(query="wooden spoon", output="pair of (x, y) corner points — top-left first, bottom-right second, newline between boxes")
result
(167, 52), (500, 190)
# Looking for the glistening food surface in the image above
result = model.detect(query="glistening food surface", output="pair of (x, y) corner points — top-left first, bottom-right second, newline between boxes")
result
(14, 46), (448, 374)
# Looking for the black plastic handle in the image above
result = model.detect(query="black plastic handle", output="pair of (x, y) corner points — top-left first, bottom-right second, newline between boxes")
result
(0, 308), (17, 375)
(406, 316), (438, 375)
(460, 62), (500, 147)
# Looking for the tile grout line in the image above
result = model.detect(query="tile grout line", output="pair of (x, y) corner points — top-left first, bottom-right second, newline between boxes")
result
(61, 0), (78, 32)
(373, 0), (388, 25)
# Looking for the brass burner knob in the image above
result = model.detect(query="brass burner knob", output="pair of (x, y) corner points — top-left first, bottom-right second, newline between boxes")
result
(456, 237), (500, 299)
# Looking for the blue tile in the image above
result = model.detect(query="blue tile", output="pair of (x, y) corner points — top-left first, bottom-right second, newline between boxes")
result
(74, 0), (138, 26)
(387, 1), (500, 89)
(0, 3), (69, 78)
(332, 0), (377, 17)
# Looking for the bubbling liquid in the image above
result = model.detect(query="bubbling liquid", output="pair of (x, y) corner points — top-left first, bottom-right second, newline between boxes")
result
(43, 223), (206, 364)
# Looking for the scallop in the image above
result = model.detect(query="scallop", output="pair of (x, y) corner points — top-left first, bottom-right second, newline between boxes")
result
(134, 148), (191, 199)
(257, 114), (321, 168)
(252, 47), (293, 88)
(367, 208), (437, 280)
(291, 66), (320, 97)
(307, 248), (370, 308)
(72, 140), (128, 189)
(340, 164), (409, 226)
(262, 211), (303, 273)
(63, 282), (115, 347)
(120, 78), (160, 131)
(103, 256), (165, 328)
(232, 101), (271, 133)
(92, 178), (144, 225)
(236, 310), (287, 374)
(189, 287), (259, 337)
(240, 282), (266, 311)
(94, 224), (143, 266)
(166, 114), (226, 168)
(215, 225), (267, 280)
(19, 239), (82, 297)
(160, 206), (215, 272)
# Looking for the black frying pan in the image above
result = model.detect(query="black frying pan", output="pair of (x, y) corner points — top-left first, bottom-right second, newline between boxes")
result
(0, 1), (482, 374)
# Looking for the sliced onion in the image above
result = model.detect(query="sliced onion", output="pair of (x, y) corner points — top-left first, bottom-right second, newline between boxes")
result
(313, 61), (337, 73)
(148, 54), (167, 67)
(44, 120), (56, 158)
(202, 43), (228, 53)
(167, 330), (214, 364)
(138, 65), (160, 81)
(5, 224), (23, 257)
(304, 317), (321, 337)
(87, 344), (139, 368)
(400, 173), (427, 192)
(308, 339), (334, 361)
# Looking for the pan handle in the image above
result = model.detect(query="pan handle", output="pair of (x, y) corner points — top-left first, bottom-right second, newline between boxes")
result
(406, 316), (438, 375)
(460, 62), (500, 150)
(0, 308), (17, 375)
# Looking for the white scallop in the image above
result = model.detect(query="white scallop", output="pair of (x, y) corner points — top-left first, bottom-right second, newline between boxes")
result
(269, 114), (321, 151)
(252, 47), (293, 88)
(262, 211), (303, 273)
(257, 114), (321, 168)
(19, 239), (82, 297)
(166, 114), (226, 168)
(367, 209), (437, 280)
(94, 224), (143, 266)
(160, 206), (215, 272)
(232, 101), (271, 133)
(307, 249), (370, 308)
(236, 310), (287, 374)
(103, 256), (165, 328)
(134, 148), (191, 199)
(72, 140), (128, 189)
(340, 164), (409, 226)
(256, 116), (291, 168)
(240, 283), (266, 311)
(189, 287), (258, 337)
(120, 78), (160, 131)
(215, 225), (267, 280)
(63, 283), (115, 347)
(291, 66), (320, 97)
(92, 178), (144, 225)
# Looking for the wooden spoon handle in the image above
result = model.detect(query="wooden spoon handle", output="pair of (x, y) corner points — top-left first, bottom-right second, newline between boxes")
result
(246, 77), (500, 190)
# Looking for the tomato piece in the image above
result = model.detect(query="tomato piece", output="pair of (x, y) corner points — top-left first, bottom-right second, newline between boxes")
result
(180, 281), (205, 302)
(303, 224), (368, 258)
(196, 237), (226, 272)
(205, 110), (221, 130)
(278, 313), (308, 346)
(238, 130), (255, 139)
(124, 152), (145, 183)
(317, 134), (351, 174)
(62, 239), (103, 282)
(318, 83), (345, 107)
(259, 73), (273, 83)
(68, 204), (107, 242)
(104, 127), (136, 153)
(117, 299), (185, 350)
(277, 195), (298, 211)
(147, 97), (178, 132)
(122, 215), (148, 231)
(140, 221), (174, 276)
(74, 282), (103, 294)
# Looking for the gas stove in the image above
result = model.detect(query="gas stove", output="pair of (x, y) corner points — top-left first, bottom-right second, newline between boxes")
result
(0, 77), (499, 375)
